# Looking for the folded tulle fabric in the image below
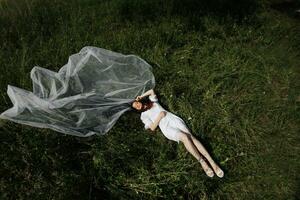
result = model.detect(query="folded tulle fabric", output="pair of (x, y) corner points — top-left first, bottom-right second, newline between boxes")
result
(0, 46), (155, 137)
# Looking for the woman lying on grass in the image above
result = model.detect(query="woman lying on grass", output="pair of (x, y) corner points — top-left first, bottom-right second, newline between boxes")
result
(131, 89), (224, 178)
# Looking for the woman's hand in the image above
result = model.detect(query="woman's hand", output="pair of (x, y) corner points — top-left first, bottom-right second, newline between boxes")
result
(135, 95), (142, 101)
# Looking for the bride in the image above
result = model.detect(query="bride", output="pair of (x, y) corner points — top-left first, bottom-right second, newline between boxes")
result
(131, 89), (224, 178)
(0, 46), (224, 177)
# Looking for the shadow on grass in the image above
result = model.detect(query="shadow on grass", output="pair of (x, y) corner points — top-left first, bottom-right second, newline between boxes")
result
(270, 0), (300, 19)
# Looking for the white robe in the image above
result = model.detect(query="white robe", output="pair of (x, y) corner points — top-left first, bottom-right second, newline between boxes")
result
(140, 94), (192, 143)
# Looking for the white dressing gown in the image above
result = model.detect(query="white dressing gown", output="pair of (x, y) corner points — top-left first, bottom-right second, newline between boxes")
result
(140, 94), (192, 143)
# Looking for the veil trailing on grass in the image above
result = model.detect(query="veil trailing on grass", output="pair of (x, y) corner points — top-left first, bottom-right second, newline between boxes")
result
(0, 46), (155, 137)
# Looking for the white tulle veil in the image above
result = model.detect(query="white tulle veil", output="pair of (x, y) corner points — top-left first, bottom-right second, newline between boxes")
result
(0, 46), (155, 137)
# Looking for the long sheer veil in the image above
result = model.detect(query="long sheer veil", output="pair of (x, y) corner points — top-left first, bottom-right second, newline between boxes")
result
(0, 46), (155, 137)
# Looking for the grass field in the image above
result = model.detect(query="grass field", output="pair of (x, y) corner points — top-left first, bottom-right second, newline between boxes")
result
(0, 0), (299, 199)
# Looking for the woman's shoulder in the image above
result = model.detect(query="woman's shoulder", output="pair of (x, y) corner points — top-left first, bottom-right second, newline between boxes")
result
(141, 109), (150, 116)
(140, 111), (146, 119)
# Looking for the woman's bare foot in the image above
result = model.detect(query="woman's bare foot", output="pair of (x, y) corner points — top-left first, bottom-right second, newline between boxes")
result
(198, 158), (214, 177)
(212, 165), (224, 178)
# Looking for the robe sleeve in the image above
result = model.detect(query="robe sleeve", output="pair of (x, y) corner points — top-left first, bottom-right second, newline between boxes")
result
(149, 94), (158, 102)
(140, 112), (152, 130)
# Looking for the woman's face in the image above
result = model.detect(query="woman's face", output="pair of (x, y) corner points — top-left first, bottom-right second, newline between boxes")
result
(132, 101), (142, 110)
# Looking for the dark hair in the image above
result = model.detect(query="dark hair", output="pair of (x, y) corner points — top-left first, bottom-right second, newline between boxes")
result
(131, 96), (154, 113)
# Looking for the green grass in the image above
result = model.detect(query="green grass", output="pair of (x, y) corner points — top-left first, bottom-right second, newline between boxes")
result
(0, 0), (299, 199)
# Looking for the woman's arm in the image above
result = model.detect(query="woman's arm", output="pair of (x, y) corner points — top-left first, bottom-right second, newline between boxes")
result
(149, 111), (166, 132)
(137, 89), (155, 100)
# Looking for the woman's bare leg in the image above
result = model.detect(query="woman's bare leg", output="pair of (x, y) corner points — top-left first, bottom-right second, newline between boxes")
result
(185, 133), (223, 177)
(178, 132), (214, 177)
